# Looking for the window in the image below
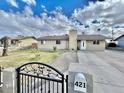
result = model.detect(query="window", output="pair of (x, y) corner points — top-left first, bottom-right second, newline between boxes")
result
(56, 40), (61, 44)
(93, 40), (100, 45)
(93, 41), (96, 44)
(0, 40), (3, 44)
(97, 40), (100, 44)
(11, 40), (16, 45)
(41, 40), (45, 44)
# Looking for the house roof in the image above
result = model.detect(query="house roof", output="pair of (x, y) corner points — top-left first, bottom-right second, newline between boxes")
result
(0, 36), (11, 40)
(11, 36), (36, 40)
(114, 34), (124, 41)
(37, 35), (69, 40)
(38, 35), (108, 41)
(1, 36), (36, 40)
(77, 35), (108, 40)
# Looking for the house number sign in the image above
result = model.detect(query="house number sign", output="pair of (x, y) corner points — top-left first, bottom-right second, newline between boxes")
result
(74, 73), (87, 93)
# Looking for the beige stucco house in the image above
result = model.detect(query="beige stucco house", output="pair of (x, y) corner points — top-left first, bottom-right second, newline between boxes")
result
(38, 29), (108, 51)
(0, 36), (38, 49)
(37, 35), (69, 50)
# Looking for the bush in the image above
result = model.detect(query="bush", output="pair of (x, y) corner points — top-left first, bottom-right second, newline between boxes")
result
(108, 43), (117, 47)
(53, 46), (57, 51)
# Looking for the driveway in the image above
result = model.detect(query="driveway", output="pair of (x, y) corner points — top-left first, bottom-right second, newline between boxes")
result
(51, 51), (78, 73)
(77, 50), (124, 93)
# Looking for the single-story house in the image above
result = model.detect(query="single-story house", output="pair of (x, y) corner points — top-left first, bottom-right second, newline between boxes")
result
(115, 34), (124, 48)
(0, 36), (38, 49)
(38, 29), (108, 51)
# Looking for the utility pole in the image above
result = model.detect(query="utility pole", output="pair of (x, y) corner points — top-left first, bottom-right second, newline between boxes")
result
(112, 29), (114, 41)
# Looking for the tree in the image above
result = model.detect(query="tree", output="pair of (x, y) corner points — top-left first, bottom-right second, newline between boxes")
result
(2, 37), (9, 56)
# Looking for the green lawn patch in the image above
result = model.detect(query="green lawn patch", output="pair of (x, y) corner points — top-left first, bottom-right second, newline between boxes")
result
(0, 49), (60, 67)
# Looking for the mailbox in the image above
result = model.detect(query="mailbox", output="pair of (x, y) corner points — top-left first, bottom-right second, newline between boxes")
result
(74, 73), (87, 93)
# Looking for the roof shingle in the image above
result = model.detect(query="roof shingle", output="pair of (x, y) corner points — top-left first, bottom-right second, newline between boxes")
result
(38, 35), (108, 40)
(77, 35), (108, 40)
(37, 35), (69, 40)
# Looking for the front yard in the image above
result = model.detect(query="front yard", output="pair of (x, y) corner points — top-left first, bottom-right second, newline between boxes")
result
(0, 49), (60, 67)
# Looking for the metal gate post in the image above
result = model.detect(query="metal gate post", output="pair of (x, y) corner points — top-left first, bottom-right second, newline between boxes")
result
(66, 75), (68, 93)
(16, 69), (20, 93)
(62, 75), (64, 93)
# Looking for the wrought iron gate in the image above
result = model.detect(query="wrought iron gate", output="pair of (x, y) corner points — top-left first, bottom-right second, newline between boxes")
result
(16, 62), (68, 93)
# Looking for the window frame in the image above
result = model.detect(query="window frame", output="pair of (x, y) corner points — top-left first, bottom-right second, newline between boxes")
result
(0, 40), (4, 44)
(41, 40), (45, 44)
(56, 40), (61, 44)
(11, 40), (16, 45)
(93, 40), (100, 45)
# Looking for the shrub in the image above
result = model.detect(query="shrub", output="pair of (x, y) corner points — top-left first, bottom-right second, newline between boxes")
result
(53, 46), (57, 51)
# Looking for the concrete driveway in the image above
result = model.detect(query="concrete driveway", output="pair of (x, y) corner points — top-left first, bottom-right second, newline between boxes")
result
(77, 50), (124, 93)
(51, 51), (78, 72)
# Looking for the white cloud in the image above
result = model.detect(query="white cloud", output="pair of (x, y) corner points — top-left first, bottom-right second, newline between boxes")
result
(41, 5), (45, 9)
(7, 0), (18, 8)
(22, 0), (36, 6)
(23, 6), (33, 16)
(0, 6), (82, 37)
(72, 0), (124, 37)
(41, 5), (48, 12)
(1, 1), (124, 38)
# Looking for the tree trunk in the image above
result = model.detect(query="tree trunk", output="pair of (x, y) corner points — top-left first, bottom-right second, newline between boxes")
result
(2, 37), (8, 56)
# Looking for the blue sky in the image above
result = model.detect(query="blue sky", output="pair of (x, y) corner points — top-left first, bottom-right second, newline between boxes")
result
(0, 0), (98, 16)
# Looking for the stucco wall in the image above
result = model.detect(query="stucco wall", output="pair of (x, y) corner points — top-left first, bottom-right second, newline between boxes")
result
(86, 40), (105, 51)
(38, 40), (69, 50)
(69, 30), (77, 50)
(117, 37), (124, 48)
(19, 38), (38, 47)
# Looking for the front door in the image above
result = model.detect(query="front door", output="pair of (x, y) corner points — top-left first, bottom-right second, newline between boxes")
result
(80, 41), (86, 50)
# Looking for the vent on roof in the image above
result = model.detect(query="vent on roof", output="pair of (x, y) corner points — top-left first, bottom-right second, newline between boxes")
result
(82, 32), (85, 35)
(18, 35), (24, 37)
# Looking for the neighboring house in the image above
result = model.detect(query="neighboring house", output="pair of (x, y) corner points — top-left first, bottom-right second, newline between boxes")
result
(0, 36), (38, 49)
(38, 29), (108, 51)
(115, 34), (124, 48)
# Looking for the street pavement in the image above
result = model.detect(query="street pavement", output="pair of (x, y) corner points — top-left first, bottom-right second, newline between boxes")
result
(77, 50), (124, 93)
